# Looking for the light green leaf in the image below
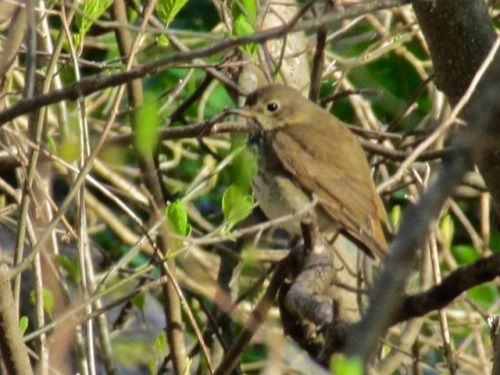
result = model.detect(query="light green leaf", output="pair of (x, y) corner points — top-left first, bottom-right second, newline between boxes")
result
(46, 134), (57, 154)
(231, 0), (257, 23)
(439, 214), (454, 249)
(55, 255), (81, 284)
(222, 185), (254, 233)
(131, 293), (146, 311)
(330, 355), (363, 375)
(466, 284), (497, 307)
(134, 99), (160, 157)
(390, 204), (401, 230)
(229, 139), (257, 192)
(75, 0), (113, 50)
(155, 331), (167, 352)
(233, 15), (257, 55)
(157, 0), (189, 27)
(30, 288), (54, 317)
(166, 200), (192, 237)
(157, 35), (170, 46)
(58, 127), (80, 163)
(19, 316), (29, 335)
(148, 359), (156, 375)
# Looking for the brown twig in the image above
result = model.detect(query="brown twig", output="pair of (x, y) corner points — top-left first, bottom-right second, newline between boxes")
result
(320, 252), (500, 360)
(309, 20), (327, 103)
(112, 0), (187, 373)
(213, 256), (291, 375)
(394, 253), (500, 324)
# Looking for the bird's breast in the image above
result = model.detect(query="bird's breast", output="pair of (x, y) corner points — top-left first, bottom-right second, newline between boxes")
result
(251, 138), (312, 234)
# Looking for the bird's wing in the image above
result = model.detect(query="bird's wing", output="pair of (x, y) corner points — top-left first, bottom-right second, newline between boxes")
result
(272, 122), (387, 257)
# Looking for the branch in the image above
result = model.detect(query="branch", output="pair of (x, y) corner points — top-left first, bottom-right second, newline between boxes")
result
(394, 253), (500, 323)
(213, 256), (291, 375)
(0, 265), (32, 375)
(319, 253), (500, 360)
(413, 0), (500, 211)
(344, 146), (474, 363)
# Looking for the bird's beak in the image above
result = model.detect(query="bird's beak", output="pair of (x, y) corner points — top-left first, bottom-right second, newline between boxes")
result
(228, 107), (261, 133)
(228, 107), (254, 119)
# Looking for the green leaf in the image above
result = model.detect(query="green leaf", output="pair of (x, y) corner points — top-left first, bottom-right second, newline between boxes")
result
(75, 0), (113, 50)
(451, 245), (479, 265)
(156, 35), (170, 46)
(43, 289), (54, 316)
(467, 284), (497, 307)
(233, 15), (257, 54)
(330, 355), (363, 375)
(148, 359), (156, 375)
(155, 332), (167, 352)
(131, 293), (146, 311)
(30, 288), (54, 317)
(489, 231), (500, 253)
(157, 0), (189, 27)
(439, 214), (454, 249)
(46, 134), (57, 154)
(55, 255), (81, 284)
(390, 204), (401, 230)
(19, 316), (29, 335)
(229, 141), (257, 193)
(231, 0), (257, 54)
(231, 0), (257, 23)
(165, 200), (192, 237)
(222, 185), (254, 233)
(134, 99), (160, 157)
(58, 128), (80, 163)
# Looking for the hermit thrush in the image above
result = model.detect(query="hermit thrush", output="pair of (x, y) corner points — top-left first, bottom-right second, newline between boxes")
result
(233, 84), (388, 258)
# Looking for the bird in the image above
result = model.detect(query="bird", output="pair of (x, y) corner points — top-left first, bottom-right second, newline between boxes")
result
(233, 84), (388, 259)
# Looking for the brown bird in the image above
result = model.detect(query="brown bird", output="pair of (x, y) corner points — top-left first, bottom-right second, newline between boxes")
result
(233, 84), (388, 258)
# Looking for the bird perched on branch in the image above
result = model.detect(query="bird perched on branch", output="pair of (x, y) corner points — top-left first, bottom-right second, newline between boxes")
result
(232, 84), (388, 259)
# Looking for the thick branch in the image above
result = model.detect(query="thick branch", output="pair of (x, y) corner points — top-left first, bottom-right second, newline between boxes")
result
(413, 0), (500, 211)
(320, 253), (500, 359)
(0, 265), (32, 375)
(395, 253), (500, 323)
(214, 257), (290, 375)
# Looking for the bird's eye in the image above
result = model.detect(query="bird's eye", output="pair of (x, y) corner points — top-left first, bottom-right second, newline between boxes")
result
(266, 102), (279, 112)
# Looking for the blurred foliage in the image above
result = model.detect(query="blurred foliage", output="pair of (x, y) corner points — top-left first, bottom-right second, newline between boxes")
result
(330, 356), (363, 375)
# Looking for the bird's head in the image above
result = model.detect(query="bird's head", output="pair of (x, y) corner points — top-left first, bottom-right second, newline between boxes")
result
(232, 84), (313, 131)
